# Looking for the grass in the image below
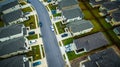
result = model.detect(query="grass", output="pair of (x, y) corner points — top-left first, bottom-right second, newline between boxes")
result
(83, 10), (94, 20)
(67, 51), (86, 61)
(62, 37), (73, 45)
(41, 45), (45, 58)
(20, 2), (26, 5)
(48, 4), (57, 10)
(0, 20), (4, 27)
(32, 45), (41, 61)
(56, 22), (65, 34)
(27, 34), (38, 40)
(23, 15), (37, 29)
(21, 7), (32, 13)
(53, 13), (61, 17)
(53, 24), (58, 34)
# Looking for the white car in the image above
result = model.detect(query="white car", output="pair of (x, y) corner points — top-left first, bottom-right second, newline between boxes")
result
(29, 40), (37, 45)
(50, 25), (54, 32)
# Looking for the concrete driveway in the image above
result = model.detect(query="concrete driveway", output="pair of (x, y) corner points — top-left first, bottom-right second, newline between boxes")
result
(28, 0), (65, 67)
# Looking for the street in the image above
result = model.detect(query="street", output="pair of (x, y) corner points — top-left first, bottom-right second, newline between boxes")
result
(28, 0), (65, 67)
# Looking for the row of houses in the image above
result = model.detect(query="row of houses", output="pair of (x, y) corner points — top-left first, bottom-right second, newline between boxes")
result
(89, 0), (120, 36)
(57, 0), (94, 36)
(0, 0), (31, 67)
(0, 0), (29, 25)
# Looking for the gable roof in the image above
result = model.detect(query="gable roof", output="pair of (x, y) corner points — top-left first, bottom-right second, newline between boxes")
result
(74, 32), (109, 52)
(0, 37), (26, 56)
(89, 0), (110, 6)
(58, 0), (78, 9)
(62, 7), (84, 20)
(0, 55), (30, 67)
(2, 10), (24, 24)
(102, 1), (120, 11)
(111, 10), (120, 22)
(1, 0), (19, 11)
(66, 20), (93, 33)
(83, 48), (120, 67)
(0, 24), (24, 38)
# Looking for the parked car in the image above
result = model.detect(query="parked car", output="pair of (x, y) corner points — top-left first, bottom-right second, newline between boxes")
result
(28, 31), (35, 35)
(61, 33), (68, 37)
(29, 40), (37, 45)
(33, 61), (41, 66)
(50, 25), (54, 32)
(39, 22), (42, 27)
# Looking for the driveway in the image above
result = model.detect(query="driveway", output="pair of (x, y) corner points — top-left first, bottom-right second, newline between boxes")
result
(28, 0), (65, 67)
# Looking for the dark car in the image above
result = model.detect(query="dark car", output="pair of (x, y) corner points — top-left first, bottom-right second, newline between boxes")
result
(28, 31), (35, 35)
(33, 61), (41, 66)
(61, 33), (68, 37)
(39, 22), (42, 27)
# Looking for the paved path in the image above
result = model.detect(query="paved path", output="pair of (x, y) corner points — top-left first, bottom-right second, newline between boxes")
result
(28, 0), (65, 67)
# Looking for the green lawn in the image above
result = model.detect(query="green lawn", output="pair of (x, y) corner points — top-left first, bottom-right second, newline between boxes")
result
(56, 22), (65, 34)
(41, 45), (45, 58)
(21, 7), (32, 13)
(23, 15), (37, 29)
(53, 13), (61, 17)
(0, 21), (4, 27)
(79, 3), (86, 10)
(32, 45), (41, 61)
(27, 34), (38, 40)
(62, 38), (73, 45)
(20, 2), (26, 5)
(67, 51), (86, 61)
(48, 4), (57, 10)
(83, 10), (94, 20)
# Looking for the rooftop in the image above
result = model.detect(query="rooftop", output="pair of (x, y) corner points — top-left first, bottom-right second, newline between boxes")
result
(0, 24), (25, 38)
(58, 0), (78, 9)
(0, 37), (27, 56)
(89, 0), (110, 6)
(83, 48), (120, 67)
(74, 32), (109, 52)
(66, 20), (93, 33)
(0, 55), (30, 67)
(62, 7), (84, 20)
(2, 10), (24, 24)
(113, 26), (120, 35)
(111, 10), (120, 22)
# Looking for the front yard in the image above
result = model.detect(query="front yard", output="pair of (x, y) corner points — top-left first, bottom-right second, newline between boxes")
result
(62, 37), (73, 46)
(21, 7), (33, 13)
(23, 15), (37, 29)
(56, 22), (66, 34)
(27, 34), (38, 40)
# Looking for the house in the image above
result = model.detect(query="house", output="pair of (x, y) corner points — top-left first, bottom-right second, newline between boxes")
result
(111, 10), (120, 24)
(89, 0), (111, 8)
(0, 37), (30, 58)
(0, 55), (31, 67)
(0, 0), (21, 14)
(113, 26), (120, 36)
(62, 7), (84, 23)
(58, 0), (78, 10)
(0, 24), (28, 42)
(66, 20), (93, 36)
(73, 32), (109, 53)
(81, 48), (120, 67)
(1, 10), (29, 25)
(99, 1), (120, 16)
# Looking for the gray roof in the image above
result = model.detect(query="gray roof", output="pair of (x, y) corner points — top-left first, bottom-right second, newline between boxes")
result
(66, 20), (93, 33)
(74, 32), (109, 52)
(83, 48), (120, 67)
(0, 55), (30, 67)
(0, 24), (24, 38)
(113, 26), (120, 35)
(62, 7), (84, 20)
(1, 0), (19, 11)
(0, 37), (26, 56)
(89, 0), (111, 6)
(58, 0), (78, 9)
(102, 1), (120, 11)
(111, 10), (120, 22)
(83, 61), (97, 67)
(2, 10), (24, 24)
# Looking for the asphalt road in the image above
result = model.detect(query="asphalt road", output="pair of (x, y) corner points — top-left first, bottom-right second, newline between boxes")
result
(28, 0), (65, 67)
